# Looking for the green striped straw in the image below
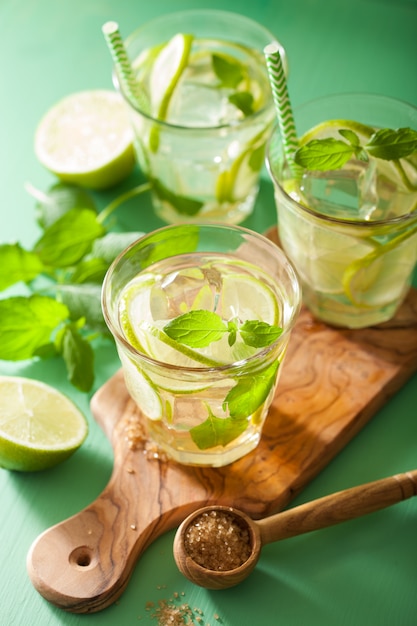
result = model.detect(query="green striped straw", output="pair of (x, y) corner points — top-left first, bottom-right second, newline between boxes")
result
(264, 42), (303, 178)
(102, 21), (149, 113)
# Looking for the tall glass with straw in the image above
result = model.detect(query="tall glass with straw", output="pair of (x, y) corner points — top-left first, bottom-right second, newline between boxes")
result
(264, 44), (417, 329)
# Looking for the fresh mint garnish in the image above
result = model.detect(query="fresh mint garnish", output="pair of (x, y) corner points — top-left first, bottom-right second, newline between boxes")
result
(212, 53), (244, 89)
(189, 359), (280, 450)
(163, 309), (282, 350)
(294, 127), (417, 171)
(0, 180), (149, 392)
(190, 407), (248, 450)
(228, 92), (254, 117)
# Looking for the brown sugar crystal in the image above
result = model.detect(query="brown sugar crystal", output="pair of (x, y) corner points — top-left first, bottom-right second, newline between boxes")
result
(184, 509), (252, 571)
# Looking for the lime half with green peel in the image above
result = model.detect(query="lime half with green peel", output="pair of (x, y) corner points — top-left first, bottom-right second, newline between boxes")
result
(0, 376), (88, 472)
(35, 90), (135, 190)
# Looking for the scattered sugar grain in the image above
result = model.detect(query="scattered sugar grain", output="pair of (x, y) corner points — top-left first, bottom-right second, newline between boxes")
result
(184, 509), (252, 571)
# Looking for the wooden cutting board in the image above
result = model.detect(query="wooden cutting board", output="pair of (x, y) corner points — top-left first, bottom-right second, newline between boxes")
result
(27, 229), (417, 613)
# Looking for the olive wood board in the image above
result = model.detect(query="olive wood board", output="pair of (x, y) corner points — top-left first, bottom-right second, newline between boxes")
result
(27, 230), (417, 614)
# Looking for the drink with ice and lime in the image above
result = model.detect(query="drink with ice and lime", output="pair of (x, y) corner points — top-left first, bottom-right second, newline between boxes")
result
(267, 94), (417, 329)
(102, 224), (300, 467)
(115, 11), (281, 224)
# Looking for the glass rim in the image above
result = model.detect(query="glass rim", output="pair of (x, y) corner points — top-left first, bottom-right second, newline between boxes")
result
(266, 92), (417, 229)
(101, 222), (301, 373)
(113, 8), (281, 132)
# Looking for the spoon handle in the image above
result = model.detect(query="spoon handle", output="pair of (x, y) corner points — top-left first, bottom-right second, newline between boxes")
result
(259, 470), (417, 545)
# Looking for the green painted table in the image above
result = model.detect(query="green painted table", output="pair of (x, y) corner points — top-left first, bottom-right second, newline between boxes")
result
(1, 1), (416, 625)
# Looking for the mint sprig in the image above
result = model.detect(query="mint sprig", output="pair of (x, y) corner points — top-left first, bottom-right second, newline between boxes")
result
(163, 309), (282, 350)
(294, 127), (417, 171)
(0, 181), (149, 392)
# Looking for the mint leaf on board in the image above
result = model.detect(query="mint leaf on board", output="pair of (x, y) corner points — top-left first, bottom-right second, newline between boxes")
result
(34, 207), (105, 267)
(239, 320), (283, 348)
(224, 360), (279, 418)
(0, 295), (69, 360)
(190, 410), (248, 450)
(163, 310), (228, 348)
(212, 54), (244, 89)
(0, 243), (44, 291)
(365, 127), (417, 160)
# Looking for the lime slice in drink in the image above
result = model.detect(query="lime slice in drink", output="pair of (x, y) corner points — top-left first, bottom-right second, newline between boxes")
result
(220, 273), (280, 325)
(149, 33), (193, 121)
(342, 226), (417, 307)
(120, 356), (163, 420)
(34, 90), (135, 190)
(0, 376), (88, 472)
(299, 118), (375, 145)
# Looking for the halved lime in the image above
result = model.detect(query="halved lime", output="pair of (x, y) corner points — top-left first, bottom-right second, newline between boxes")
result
(0, 376), (88, 472)
(34, 90), (135, 190)
(220, 273), (280, 326)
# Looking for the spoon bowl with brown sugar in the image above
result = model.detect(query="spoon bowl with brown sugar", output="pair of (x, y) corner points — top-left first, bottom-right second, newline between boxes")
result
(173, 469), (417, 589)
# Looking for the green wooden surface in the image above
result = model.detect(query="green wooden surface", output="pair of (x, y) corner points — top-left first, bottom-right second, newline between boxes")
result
(1, 1), (416, 625)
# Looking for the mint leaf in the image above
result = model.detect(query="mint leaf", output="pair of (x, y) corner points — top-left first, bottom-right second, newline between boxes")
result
(294, 138), (354, 171)
(240, 320), (282, 347)
(56, 283), (107, 332)
(90, 231), (145, 264)
(365, 127), (417, 160)
(190, 411), (248, 450)
(152, 178), (204, 216)
(338, 129), (360, 146)
(224, 360), (279, 418)
(212, 54), (244, 89)
(33, 182), (96, 229)
(0, 243), (44, 291)
(0, 295), (69, 360)
(163, 310), (227, 348)
(34, 207), (105, 267)
(70, 258), (109, 284)
(228, 92), (254, 117)
(57, 323), (95, 392)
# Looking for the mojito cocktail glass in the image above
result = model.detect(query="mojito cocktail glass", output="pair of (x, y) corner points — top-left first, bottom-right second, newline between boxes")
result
(267, 93), (417, 329)
(113, 10), (285, 224)
(102, 224), (300, 467)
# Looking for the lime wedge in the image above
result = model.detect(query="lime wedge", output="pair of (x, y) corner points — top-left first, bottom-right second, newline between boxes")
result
(149, 33), (193, 121)
(34, 90), (135, 190)
(0, 376), (88, 472)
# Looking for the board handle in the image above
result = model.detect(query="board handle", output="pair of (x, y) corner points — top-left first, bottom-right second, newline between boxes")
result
(26, 463), (187, 614)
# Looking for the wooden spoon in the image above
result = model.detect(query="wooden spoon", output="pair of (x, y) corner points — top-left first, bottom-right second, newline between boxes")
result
(174, 469), (417, 589)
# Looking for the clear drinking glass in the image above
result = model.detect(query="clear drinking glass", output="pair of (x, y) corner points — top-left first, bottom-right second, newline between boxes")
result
(102, 224), (301, 467)
(267, 93), (417, 329)
(113, 10), (286, 224)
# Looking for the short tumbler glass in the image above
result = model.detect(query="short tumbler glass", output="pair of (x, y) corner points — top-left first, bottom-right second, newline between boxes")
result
(113, 10), (286, 224)
(102, 224), (301, 467)
(267, 93), (417, 329)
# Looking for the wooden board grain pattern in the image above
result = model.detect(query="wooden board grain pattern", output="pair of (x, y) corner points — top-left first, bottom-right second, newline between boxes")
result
(27, 230), (417, 613)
